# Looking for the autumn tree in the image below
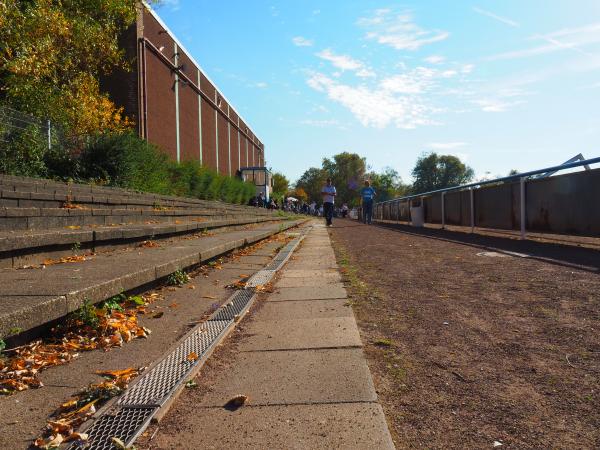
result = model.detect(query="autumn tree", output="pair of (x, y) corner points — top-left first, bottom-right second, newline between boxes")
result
(411, 153), (474, 194)
(0, 0), (140, 136)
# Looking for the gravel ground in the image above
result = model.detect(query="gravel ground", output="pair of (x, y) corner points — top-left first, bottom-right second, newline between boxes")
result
(330, 219), (600, 450)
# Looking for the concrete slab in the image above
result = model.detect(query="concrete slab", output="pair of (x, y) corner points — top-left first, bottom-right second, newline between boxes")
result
(275, 275), (341, 288)
(152, 403), (395, 450)
(267, 286), (347, 302)
(280, 269), (340, 279)
(251, 299), (353, 320)
(198, 348), (377, 406)
(238, 317), (361, 351)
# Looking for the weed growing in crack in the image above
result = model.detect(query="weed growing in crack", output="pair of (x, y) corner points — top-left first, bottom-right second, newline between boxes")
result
(167, 269), (190, 286)
(72, 299), (100, 329)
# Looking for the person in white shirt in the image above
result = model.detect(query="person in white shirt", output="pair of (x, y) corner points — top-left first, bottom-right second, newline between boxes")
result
(321, 177), (337, 226)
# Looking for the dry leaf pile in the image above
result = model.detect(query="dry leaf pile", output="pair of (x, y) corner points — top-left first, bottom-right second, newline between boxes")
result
(0, 296), (159, 395)
(33, 368), (142, 449)
(42, 254), (90, 266)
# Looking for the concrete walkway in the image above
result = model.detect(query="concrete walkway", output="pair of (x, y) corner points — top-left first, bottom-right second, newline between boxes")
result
(148, 223), (394, 449)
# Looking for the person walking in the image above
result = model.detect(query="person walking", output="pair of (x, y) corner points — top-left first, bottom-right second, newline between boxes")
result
(321, 177), (337, 226)
(361, 180), (376, 224)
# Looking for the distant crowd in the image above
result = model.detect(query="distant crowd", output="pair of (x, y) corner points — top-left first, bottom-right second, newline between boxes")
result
(247, 177), (375, 228)
(247, 191), (355, 218)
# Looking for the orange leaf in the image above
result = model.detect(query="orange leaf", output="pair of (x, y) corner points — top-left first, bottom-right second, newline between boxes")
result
(186, 352), (199, 362)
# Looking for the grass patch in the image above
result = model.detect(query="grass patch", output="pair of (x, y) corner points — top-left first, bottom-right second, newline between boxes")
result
(374, 338), (394, 347)
(167, 269), (190, 286)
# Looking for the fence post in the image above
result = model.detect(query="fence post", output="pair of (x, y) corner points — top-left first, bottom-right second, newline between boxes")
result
(470, 187), (474, 233)
(520, 177), (527, 240)
(47, 120), (51, 150)
(441, 192), (445, 230)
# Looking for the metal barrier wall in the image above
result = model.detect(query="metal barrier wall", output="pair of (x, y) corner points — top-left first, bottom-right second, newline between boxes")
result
(368, 157), (600, 238)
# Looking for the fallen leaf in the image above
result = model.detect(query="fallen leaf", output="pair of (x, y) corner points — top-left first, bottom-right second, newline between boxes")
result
(187, 285), (196, 290)
(225, 394), (248, 409)
(169, 302), (178, 308)
(202, 295), (217, 299)
(151, 311), (164, 319)
(186, 352), (199, 362)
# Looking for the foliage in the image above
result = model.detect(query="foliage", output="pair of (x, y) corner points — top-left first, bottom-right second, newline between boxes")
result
(411, 152), (474, 194)
(0, 123), (48, 177)
(288, 187), (308, 202)
(0, 339), (5, 354)
(167, 270), (190, 286)
(295, 167), (327, 203)
(79, 132), (171, 193)
(0, 0), (139, 137)
(272, 172), (289, 197)
(72, 299), (100, 329)
(367, 167), (410, 202)
(322, 152), (367, 205)
(77, 132), (255, 203)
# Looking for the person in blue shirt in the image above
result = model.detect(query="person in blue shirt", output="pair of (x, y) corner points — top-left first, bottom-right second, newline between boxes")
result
(360, 180), (376, 224)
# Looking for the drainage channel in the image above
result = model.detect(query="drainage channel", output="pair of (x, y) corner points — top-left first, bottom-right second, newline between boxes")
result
(71, 227), (310, 450)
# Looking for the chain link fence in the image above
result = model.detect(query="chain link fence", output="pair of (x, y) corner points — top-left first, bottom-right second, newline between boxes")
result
(0, 105), (73, 177)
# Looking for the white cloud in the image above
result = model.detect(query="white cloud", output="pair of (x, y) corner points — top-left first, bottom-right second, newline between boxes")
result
(300, 118), (341, 127)
(472, 98), (525, 112)
(487, 22), (600, 60)
(316, 49), (375, 77)
(461, 64), (475, 74)
(359, 9), (449, 51)
(292, 36), (313, 47)
(428, 142), (468, 150)
(306, 72), (435, 129)
(254, 82), (268, 89)
(473, 7), (519, 27)
(424, 55), (445, 64)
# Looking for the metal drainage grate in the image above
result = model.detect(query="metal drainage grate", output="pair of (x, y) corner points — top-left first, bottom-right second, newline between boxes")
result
(209, 289), (254, 321)
(118, 320), (230, 407)
(246, 269), (276, 287)
(70, 406), (156, 450)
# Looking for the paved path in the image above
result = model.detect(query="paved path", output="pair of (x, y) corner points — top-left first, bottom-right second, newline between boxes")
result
(145, 222), (394, 449)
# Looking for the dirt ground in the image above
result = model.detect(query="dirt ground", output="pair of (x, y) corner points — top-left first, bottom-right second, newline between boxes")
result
(330, 219), (600, 450)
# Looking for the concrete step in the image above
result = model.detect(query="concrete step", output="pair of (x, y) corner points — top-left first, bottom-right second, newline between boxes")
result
(0, 206), (276, 231)
(0, 216), (285, 268)
(0, 174), (274, 216)
(0, 219), (305, 337)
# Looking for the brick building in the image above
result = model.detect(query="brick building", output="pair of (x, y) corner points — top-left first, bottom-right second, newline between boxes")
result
(102, 3), (264, 175)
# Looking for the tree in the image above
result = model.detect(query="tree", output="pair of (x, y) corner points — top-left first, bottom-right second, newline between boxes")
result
(322, 152), (366, 206)
(295, 167), (327, 203)
(0, 0), (139, 136)
(411, 153), (474, 194)
(271, 172), (289, 197)
(368, 167), (409, 202)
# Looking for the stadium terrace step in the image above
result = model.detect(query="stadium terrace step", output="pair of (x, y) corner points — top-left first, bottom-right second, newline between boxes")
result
(0, 219), (305, 337)
(0, 174), (273, 215)
(0, 206), (281, 231)
(0, 215), (286, 268)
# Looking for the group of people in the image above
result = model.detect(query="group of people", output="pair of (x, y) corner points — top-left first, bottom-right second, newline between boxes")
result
(320, 178), (375, 227)
(247, 178), (377, 227)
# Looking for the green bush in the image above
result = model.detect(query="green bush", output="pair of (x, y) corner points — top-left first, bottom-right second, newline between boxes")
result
(79, 132), (171, 194)
(78, 132), (255, 204)
(0, 123), (48, 177)
(1, 127), (256, 205)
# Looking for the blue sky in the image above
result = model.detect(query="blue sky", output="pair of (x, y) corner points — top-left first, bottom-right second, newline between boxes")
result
(154, 0), (600, 184)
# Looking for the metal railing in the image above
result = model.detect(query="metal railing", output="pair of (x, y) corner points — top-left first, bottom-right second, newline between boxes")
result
(364, 157), (600, 239)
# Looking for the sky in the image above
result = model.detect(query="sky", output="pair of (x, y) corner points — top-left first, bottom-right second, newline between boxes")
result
(153, 0), (600, 184)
